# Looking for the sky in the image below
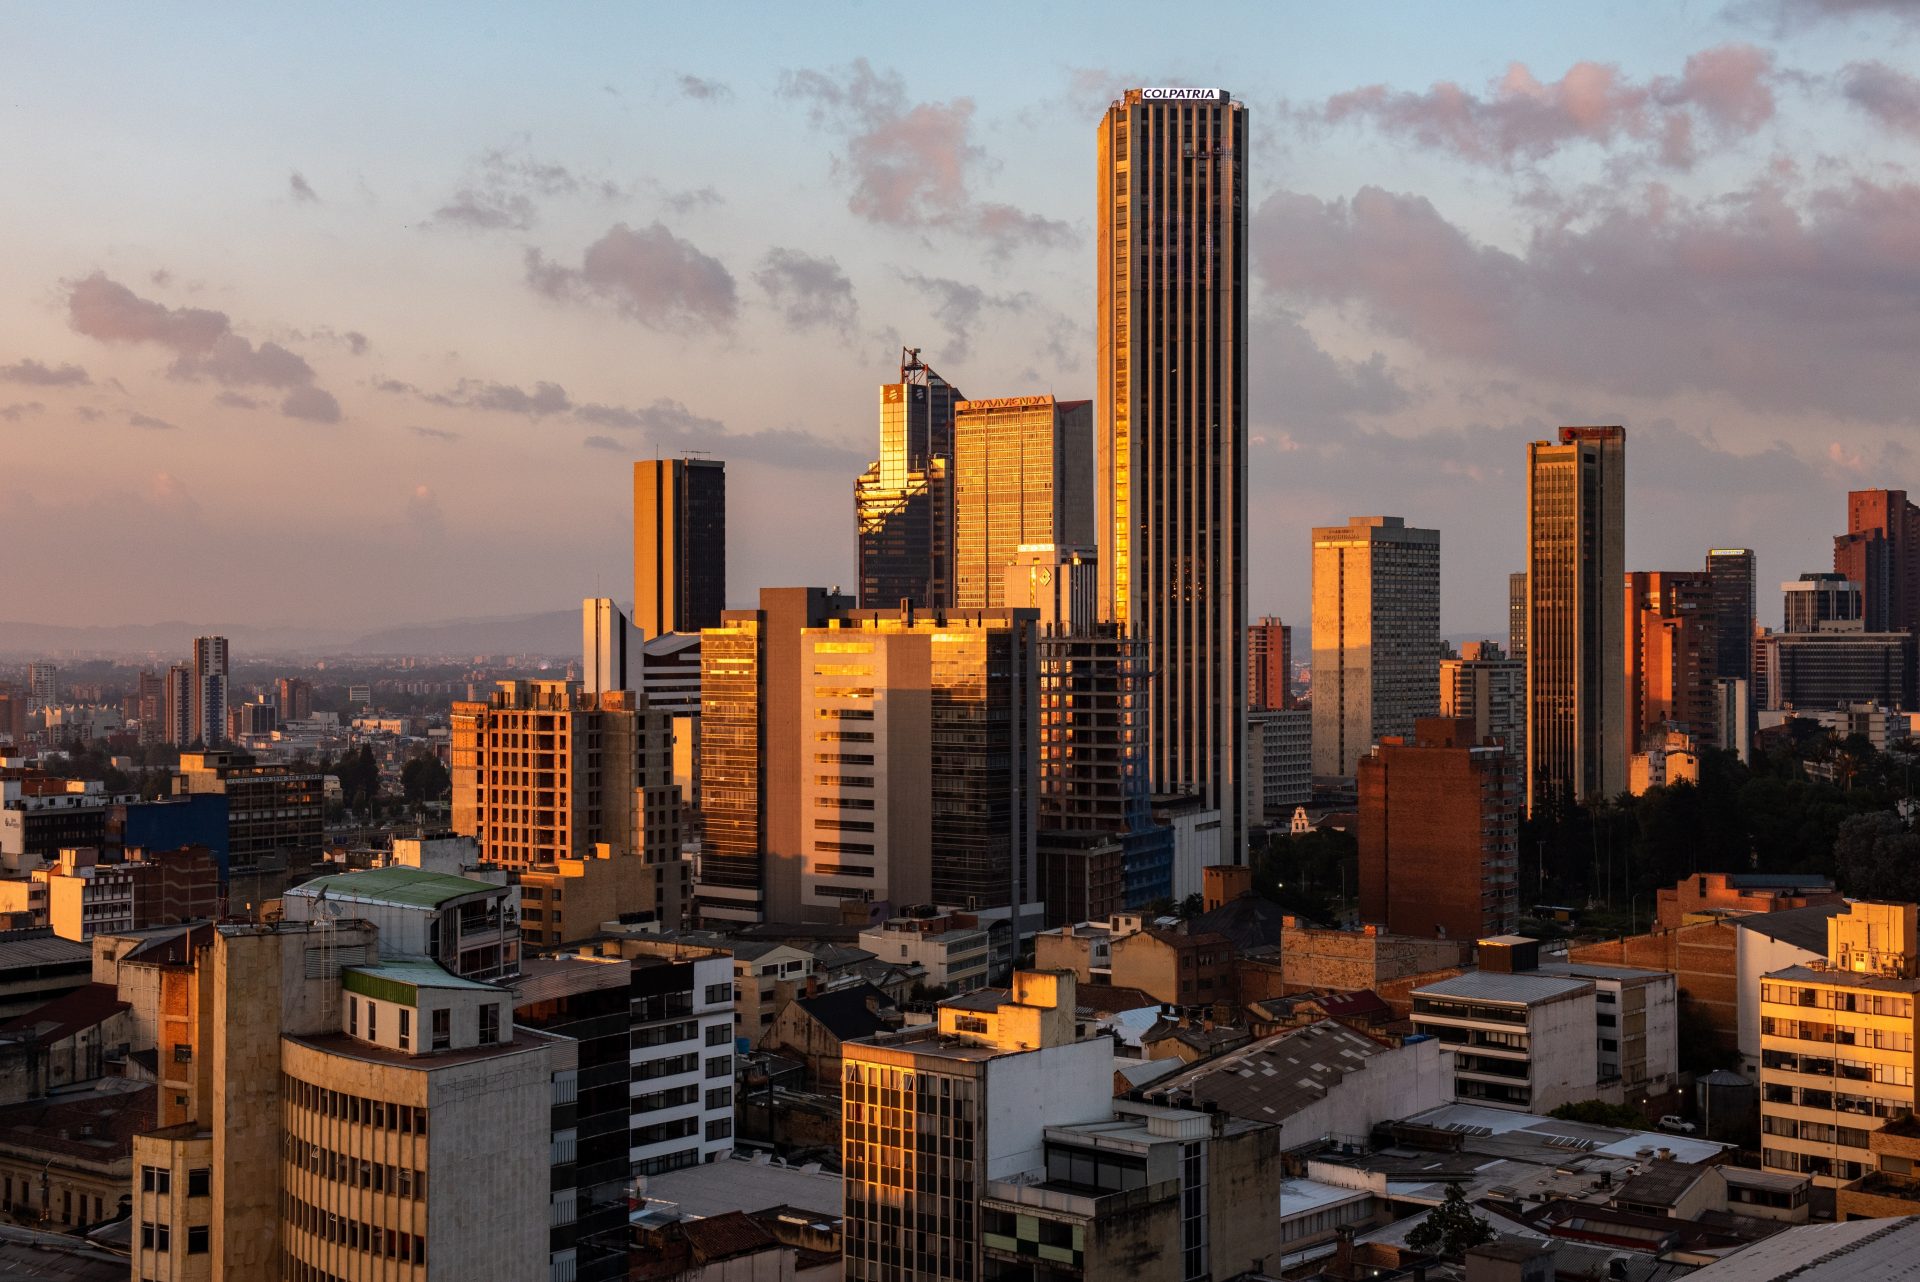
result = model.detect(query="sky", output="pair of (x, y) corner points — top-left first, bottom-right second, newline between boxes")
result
(4, 1), (1919, 638)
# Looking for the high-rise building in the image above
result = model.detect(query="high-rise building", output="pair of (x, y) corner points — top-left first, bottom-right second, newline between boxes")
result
(1526, 426), (1626, 812)
(1834, 489), (1920, 635)
(1509, 570), (1529, 661)
(1783, 573), (1863, 633)
(1248, 615), (1293, 711)
(950, 395), (1093, 609)
(275, 675), (312, 723)
(796, 607), (1038, 918)
(1440, 640), (1525, 758)
(451, 679), (686, 928)
(581, 596), (637, 695)
(1097, 86), (1248, 865)
(1310, 516), (1442, 778)
(1758, 629), (1915, 710)
(1624, 570), (1719, 749)
(172, 750), (322, 892)
(1706, 548), (1756, 683)
(26, 663), (56, 711)
(133, 669), (165, 744)
(162, 663), (193, 747)
(841, 971), (1113, 1282)
(633, 457), (727, 639)
(694, 587), (854, 927)
(1358, 717), (1519, 944)
(191, 635), (229, 747)
(856, 348), (963, 610)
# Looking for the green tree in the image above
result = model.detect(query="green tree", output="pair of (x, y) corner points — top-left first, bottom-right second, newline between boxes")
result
(400, 749), (450, 810)
(1835, 811), (1920, 902)
(1405, 1183), (1493, 1257)
(1550, 1099), (1646, 1128)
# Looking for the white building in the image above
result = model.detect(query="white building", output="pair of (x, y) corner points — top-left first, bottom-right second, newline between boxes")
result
(1539, 960), (1679, 1104)
(859, 911), (992, 992)
(1735, 904), (1847, 1078)
(1248, 708), (1311, 817)
(627, 946), (737, 1174)
(283, 866), (520, 982)
(1411, 969), (1598, 1113)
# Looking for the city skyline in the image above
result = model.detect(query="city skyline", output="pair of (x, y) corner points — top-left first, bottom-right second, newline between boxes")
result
(7, 5), (1920, 641)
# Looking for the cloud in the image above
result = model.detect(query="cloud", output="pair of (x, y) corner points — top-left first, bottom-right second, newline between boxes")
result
(583, 434), (623, 451)
(289, 171), (320, 202)
(524, 222), (738, 329)
(216, 391), (262, 409)
(1252, 177), (1920, 423)
(1249, 312), (1412, 440)
(661, 186), (723, 216)
(781, 59), (1072, 256)
(65, 273), (340, 421)
(756, 248), (858, 334)
(0, 358), (90, 387)
(0, 402), (44, 422)
(408, 425), (459, 442)
(677, 74), (731, 101)
(1314, 44), (1778, 170)
(129, 412), (179, 431)
(898, 271), (1036, 360)
(427, 378), (573, 416)
(430, 146), (606, 231)
(1841, 61), (1920, 137)
(1735, 0), (1920, 32)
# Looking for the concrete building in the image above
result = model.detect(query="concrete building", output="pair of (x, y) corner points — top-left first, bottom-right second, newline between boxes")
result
(26, 663), (56, 711)
(1509, 571), (1528, 661)
(856, 348), (963, 611)
(1412, 957), (1598, 1113)
(1247, 708), (1311, 817)
(451, 679), (686, 929)
(39, 845), (219, 941)
(1311, 516), (1442, 779)
(1629, 727), (1703, 795)
(950, 395), (1093, 610)
(859, 911), (994, 993)
(1758, 901), (1920, 1186)
(1357, 718), (1520, 944)
(1662, 873), (1840, 931)
(1535, 960), (1679, 1104)
(1757, 626), (1915, 711)
(582, 596), (638, 696)
(841, 971), (1113, 1281)
(170, 750), (322, 889)
(1833, 488), (1920, 635)
(1, 778), (137, 872)
(979, 1100), (1282, 1282)
(190, 635), (228, 748)
(1033, 914), (1235, 1009)
(1713, 677), (1752, 762)
(1706, 549), (1756, 690)
(1783, 574), (1861, 634)
(276, 677), (313, 724)
(283, 866), (521, 982)
(1735, 903), (1849, 1078)
(1625, 570), (1719, 750)
(1097, 87), (1248, 867)
(1526, 426), (1627, 812)
(694, 586), (855, 927)
(1249, 616), (1295, 711)
(634, 456), (726, 639)
(1441, 641), (1525, 759)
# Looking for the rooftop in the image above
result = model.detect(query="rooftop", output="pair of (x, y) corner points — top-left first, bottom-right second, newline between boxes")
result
(344, 960), (501, 993)
(1415, 970), (1594, 1004)
(286, 1026), (557, 1071)
(1146, 1019), (1391, 1121)
(0, 930), (91, 972)
(641, 1151), (842, 1219)
(1735, 902), (1848, 951)
(1681, 1215), (1920, 1282)
(0, 983), (130, 1047)
(1762, 963), (1920, 994)
(1538, 961), (1673, 985)
(289, 865), (500, 910)
(792, 983), (896, 1042)
(1613, 1161), (1713, 1208)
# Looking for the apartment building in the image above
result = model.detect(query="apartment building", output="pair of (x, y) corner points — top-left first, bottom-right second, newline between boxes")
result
(1411, 945), (1598, 1113)
(859, 910), (995, 993)
(170, 750), (322, 888)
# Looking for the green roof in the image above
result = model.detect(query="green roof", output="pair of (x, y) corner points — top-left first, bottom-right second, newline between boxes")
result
(344, 960), (502, 1006)
(292, 866), (500, 909)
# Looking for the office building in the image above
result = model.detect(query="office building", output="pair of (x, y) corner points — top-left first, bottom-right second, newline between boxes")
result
(1411, 955), (1598, 1113)
(951, 395), (1093, 610)
(1247, 708), (1311, 817)
(1712, 678), (1752, 761)
(581, 596), (637, 695)
(275, 676), (312, 724)
(451, 679), (686, 929)
(130, 670), (165, 745)
(1757, 629), (1915, 710)
(1441, 640), (1525, 758)
(796, 607), (1038, 918)
(1833, 489), (1920, 635)
(1706, 548), (1756, 686)
(1248, 615), (1293, 711)
(1311, 516), (1442, 778)
(694, 587), (855, 927)
(1783, 573), (1862, 633)
(1625, 570), (1719, 749)
(1097, 86), (1248, 865)
(162, 664), (192, 747)
(171, 750), (323, 885)
(0, 779), (137, 872)
(1357, 717), (1519, 943)
(858, 910), (996, 993)
(841, 971), (1112, 1282)
(634, 457), (727, 639)
(1509, 571), (1529, 661)
(1759, 901), (1920, 1186)
(1526, 426), (1627, 812)
(1535, 958), (1680, 1103)
(190, 636), (228, 747)
(26, 664), (56, 711)
(856, 348), (962, 611)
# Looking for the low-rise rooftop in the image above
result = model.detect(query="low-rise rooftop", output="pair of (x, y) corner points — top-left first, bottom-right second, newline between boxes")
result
(288, 866), (500, 909)
(1415, 970), (1594, 1004)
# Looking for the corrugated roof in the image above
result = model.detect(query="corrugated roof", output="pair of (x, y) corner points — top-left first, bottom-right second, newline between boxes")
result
(1683, 1215), (1920, 1282)
(1147, 1019), (1389, 1122)
(0, 983), (129, 1046)
(1416, 970), (1593, 1004)
(345, 960), (500, 992)
(0, 931), (90, 971)
(290, 866), (499, 909)
(1734, 901), (1846, 951)
(680, 1210), (779, 1262)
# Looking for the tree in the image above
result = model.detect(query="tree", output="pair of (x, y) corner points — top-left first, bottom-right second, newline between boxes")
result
(1405, 1183), (1492, 1257)
(1550, 1099), (1646, 1128)
(400, 750), (450, 810)
(1835, 811), (1920, 902)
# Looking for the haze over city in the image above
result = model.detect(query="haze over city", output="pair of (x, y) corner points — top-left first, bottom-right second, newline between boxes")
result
(8, 1), (1919, 640)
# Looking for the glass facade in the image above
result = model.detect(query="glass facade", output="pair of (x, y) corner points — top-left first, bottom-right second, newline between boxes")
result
(951, 396), (1093, 610)
(857, 353), (963, 610)
(697, 621), (763, 895)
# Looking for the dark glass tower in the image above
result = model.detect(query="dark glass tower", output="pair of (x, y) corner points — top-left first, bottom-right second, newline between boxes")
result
(633, 457), (726, 637)
(1097, 87), (1248, 865)
(1705, 548), (1756, 684)
(854, 348), (962, 610)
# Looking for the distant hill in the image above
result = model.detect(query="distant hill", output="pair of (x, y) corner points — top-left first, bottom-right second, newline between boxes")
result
(0, 608), (581, 660)
(339, 609), (579, 657)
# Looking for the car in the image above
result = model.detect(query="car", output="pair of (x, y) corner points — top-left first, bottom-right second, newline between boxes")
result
(1657, 1115), (1696, 1133)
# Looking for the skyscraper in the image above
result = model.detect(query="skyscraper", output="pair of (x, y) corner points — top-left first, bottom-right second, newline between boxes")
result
(1624, 570), (1718, 750)
(163, 663), (193, 746)
(855, 348), (962, 610)
(1509, 571), (1529, 661)
(1783, 572), (1863, 632)
(26, 663), (56, 710)
(1834, 489), (1920, 635)
(1705, 549), (1755, 683)
(1097, 86), (1247, 862)
(950, 395), (1093, 609)
(1247, 616), (1293, 711)
(580, 596), (638, 695)
(1441, 641), (1525, 758)
(191, 635), (229, 747)
(1310, 516), (1442, 778)
(633, 457), (726, 638)
(1526, 426), (1626, 812)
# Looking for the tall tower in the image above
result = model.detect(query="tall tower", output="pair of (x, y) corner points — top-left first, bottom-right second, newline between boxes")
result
(581, 597), (636, 695)
(1508, 571), (1529, 661)
(1526, 426), (1626, 813)
(191, 635), (229, 747)
(1097, 86), (1248, 863)
(855, 348), (962, 610)
(1705, 549), (1755, 684)
(1624, 570), (1717, 749)
(1247, 616), (1293, 711)
(1310, 517), (1442, 778)
(1835, 490), (1920, 635)
(633, 457), (726, 638)
(951, 396), (1093, 609)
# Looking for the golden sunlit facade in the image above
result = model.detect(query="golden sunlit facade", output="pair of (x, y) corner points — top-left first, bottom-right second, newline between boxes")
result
(857, 351), (963, 610)
(951, 395), (1092, 610)
(633, 457), (726, 638)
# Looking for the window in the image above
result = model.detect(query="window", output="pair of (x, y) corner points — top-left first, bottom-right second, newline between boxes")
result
(141, 1166), (171, 1195)
(187, 1168), (209, 1198)
(398, 1008), (412, 1052)
(348, 995), (358, 1037)
(704, 983), (730, 1004)
(706, 1055), (731, 1079)
(140, 1222), (170, 1251)
(706, 1117), (732, 1141)
(705, 1024), (730, 1047)
(479, 1004), (500, 1045)
(706, 1087), (732, 1110)
(368, 1002), (378, 1042)
(432, 1008), (451, 1051)
(187, 1226), (209, 1254)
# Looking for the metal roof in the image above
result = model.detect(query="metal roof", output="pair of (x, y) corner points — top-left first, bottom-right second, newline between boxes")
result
(289, 866), (500, 909)
(1682, 1215), (1920, 1282)
(345, 960), (500, 992)
(1538, 961), (1672, 984)
(1415, 970), (1594, 1004)
(1734, 902), (1846, 951)
(1147, 1019), (1389, 1122)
